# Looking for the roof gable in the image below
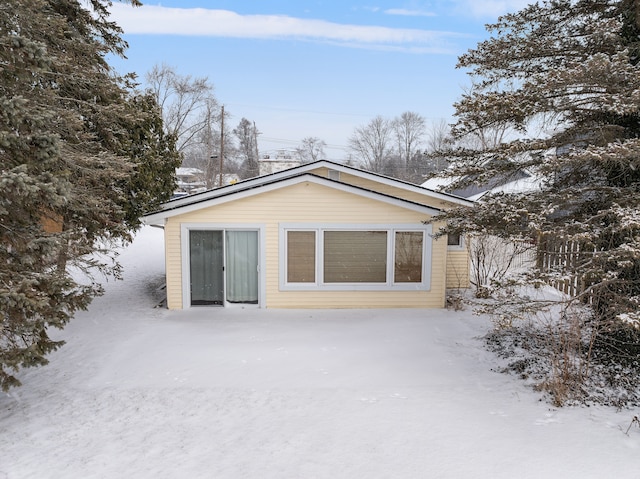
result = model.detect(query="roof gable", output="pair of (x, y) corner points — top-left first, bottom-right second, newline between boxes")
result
(143, 172), (444, 224)
(144, 160), (474, 224)
(165, 161), (471, 206)
(301, 161), (473, 206)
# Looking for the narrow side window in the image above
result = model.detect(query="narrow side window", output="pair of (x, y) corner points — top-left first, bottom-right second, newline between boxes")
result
(287, 230), (316, 283)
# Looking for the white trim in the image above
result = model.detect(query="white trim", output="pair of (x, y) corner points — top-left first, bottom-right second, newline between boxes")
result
(279, 223), (432, 292)
(311, 161), (473, 206)
(180, 223), (266, 309)
(151, 160), (472, 213)
(144, 174), (441, 224)
(447, 233), (465, 251)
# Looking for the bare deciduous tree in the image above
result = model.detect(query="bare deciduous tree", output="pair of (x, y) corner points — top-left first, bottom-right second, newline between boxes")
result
(182, 101), (236, 188)
(197, 98), (221, 188)
(453, 83), (514, 151)
(392, 111), (426, 179)
(296, 137), (326, 164)
(146, 63), (218, 153)
(426, 119), (453, 154)
(423, 119), (454, 175)
(348, 116), (393, 173)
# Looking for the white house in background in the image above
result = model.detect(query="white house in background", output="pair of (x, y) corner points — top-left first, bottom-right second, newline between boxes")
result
(175, 167), (206, 195)
(259, 149), (301, 176)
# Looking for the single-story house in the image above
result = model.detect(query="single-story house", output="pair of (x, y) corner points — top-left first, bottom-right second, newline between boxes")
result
(143, 160), (473, 309)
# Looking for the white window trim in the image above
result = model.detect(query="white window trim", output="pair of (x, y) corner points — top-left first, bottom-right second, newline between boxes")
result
(447, 233), (465, 251)
(279, 223), (432, 292)
(180, 223), (266, 309)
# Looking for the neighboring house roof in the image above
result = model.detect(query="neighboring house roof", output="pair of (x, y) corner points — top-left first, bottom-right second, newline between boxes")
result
(421, 153), (547, 201)
(145, 160), (473, 224)
(176, 167), (203, 177)
(443, 170), (538, 201)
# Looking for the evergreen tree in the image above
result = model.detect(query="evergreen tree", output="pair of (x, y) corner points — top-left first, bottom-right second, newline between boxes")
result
(437, 0), (640, 395)
(0, 0), (180, 390)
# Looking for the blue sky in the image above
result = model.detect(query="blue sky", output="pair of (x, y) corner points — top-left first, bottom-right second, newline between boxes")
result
(107, 0), (529, 160)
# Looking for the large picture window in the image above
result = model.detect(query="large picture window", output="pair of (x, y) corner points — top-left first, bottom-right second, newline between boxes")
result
(281, 225), (431, 291)
(324, 230), (387, 283)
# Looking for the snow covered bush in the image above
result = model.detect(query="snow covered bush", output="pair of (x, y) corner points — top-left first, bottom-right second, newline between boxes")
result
(468, 234), (535, 298)
(482, 290), (640, 407)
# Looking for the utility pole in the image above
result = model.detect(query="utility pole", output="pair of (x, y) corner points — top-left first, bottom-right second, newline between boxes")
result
(253, 121), (260, 176)
(218, 104), (225, 187)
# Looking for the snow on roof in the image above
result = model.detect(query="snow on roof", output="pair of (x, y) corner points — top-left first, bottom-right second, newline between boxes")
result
(421, 175), (457, 192)
(176, 167), (203, 176)
(421, 150), (550, 200)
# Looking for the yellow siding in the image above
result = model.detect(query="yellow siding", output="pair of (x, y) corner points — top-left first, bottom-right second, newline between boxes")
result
(308, 166), (463, 211)
(446, 250), (470, 289)
(306, 166), (472, 291)
(165, 180), (451, 309)
(164, 219), (182, 309)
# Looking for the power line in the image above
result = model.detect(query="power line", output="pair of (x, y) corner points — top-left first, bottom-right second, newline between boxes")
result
(259, 136), (349, 151)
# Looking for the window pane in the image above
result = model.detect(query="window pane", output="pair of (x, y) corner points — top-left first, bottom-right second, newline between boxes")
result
(324, 231), (387, 283)
(394, 231), (423, 283)
(287, 231), (315, 283)
(447, 233), (461, 246)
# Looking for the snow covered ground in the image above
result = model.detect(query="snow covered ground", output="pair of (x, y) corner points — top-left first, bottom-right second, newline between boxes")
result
(1, 227), (638, 479)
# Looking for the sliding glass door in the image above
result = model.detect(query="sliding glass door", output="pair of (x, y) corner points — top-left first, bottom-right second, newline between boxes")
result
(189, 229), (259, 306)
(225, 231), (259, 304)
(190, 230), (224, 305)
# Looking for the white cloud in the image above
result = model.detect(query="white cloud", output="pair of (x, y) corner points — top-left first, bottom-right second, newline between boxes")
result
(384, 8), (437, 17)
(108, 4), (463, 53)
(452, 0), (532, 18)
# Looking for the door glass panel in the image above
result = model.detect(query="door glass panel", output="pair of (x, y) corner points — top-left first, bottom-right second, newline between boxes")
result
(190, 230), (224, 305)
(225, 230), (259, 304)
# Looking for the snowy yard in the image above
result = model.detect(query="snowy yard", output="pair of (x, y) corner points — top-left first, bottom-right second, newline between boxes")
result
(1, 227), (638, 479)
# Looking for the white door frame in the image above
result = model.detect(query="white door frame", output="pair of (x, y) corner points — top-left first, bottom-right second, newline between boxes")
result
(181, 223), (266, 309)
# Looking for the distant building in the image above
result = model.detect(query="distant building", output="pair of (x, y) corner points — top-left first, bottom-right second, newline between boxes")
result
(175, 167), (205, 194)
(259, 149), (301, 176)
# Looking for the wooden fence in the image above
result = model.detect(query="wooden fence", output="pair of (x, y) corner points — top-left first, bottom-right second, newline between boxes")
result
(536, 235), (595, 299)
(467, 234), (598, 301)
